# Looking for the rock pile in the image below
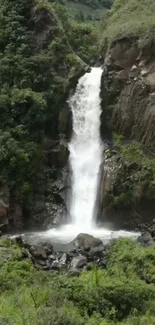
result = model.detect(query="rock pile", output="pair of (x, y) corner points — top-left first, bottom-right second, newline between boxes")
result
(138, 220), (155, 247)
(15, 233), (107, 276)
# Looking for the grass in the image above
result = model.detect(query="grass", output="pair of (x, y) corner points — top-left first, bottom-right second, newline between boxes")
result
(101, 0), (155, 50)
(1, 237), (155, 324)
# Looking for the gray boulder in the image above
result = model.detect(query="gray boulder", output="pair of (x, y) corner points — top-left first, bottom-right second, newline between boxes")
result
(138, 232), (155, 246)
(90, 244), (105, 255)
(30, 245), (47, 260)
(71, 255), (87, 269)
(73, 233), (102, 250)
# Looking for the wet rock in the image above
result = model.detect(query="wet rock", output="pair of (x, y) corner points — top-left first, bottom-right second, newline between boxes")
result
(97, 257), (107, 268)
(48, 142), (69, 169)
(71, 255), (87, 269)
(68, 268), (81, 276)
(90, 244), (105, 256)
(15, 235), (24, 246)
(48, 254), (55, 262)
(138, 232), (155, 246)
(60, 253), (68, 265)
(129, 65), (140, 78)
(73, 233), (103, 250)
(148, 225), (155, 237)
(30, 245), (47, 260)
(59, 104), (72, 139)
(41, 242), (53, 255)
(51, 260), (60, 270)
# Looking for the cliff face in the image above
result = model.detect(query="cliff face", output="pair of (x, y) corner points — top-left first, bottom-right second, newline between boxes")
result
(0, 0), (86, 232)
(101, 37), (155, 151)
(98, 0), (155, 230)
(100, 37), (155, 230)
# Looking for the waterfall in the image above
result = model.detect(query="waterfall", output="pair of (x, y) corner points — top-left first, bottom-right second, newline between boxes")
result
(39, 67), (139, 243)
(68, 67), (103, 228)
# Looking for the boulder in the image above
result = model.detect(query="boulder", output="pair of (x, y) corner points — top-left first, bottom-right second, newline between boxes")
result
(90, 244), (105, 256)
(30, 245), (47, 260)
(73, 233), (102, 250)
(138, 232), (155, 246)
(71, 255), (87, 269)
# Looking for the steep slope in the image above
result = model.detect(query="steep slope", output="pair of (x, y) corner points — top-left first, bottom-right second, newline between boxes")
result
(55, 0), (114, 22)
(0, 0), (86, 231)
(99, 0), (155, 229)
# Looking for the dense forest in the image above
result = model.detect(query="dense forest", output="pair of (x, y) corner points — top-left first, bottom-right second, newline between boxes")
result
(1, 0), (155, 324)
(0, 0), (99, 229)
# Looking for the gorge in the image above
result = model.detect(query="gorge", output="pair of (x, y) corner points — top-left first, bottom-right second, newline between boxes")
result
(1, 1), (155, 324)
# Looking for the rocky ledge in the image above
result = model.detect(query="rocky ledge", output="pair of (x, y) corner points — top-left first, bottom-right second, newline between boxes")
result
(13, 233), (106, 276)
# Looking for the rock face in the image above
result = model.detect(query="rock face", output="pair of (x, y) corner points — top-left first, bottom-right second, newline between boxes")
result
(99, 37), (155, 229)
(99, 146), (155, 230)
(101, 37), (155, 152)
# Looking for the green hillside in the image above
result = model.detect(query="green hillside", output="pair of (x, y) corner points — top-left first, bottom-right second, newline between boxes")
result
(54, 0), (114, 22)
(101, 0), (155, 50)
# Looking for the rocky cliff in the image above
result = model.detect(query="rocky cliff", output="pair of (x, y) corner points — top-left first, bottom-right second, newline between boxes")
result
(100, 35), (155, 229)
(101, 37), (155, 151)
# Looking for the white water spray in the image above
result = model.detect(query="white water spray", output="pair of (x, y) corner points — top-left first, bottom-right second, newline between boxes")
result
(28, 68), (139, 243)
(68, 67), (103, 228)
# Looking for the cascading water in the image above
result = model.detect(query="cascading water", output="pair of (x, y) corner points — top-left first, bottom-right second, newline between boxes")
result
(68, 67), (103, 229)
(29, 67), (139, 243)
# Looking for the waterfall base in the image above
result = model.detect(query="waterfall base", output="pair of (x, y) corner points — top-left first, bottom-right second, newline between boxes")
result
(23, 224), (140, 244)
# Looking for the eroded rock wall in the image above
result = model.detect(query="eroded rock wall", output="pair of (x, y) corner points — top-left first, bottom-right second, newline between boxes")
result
(100, 37), (155, 229)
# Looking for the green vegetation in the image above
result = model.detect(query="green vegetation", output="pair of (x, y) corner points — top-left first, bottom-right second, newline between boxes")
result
(105, 136), (155, 209)
(101, 0), (155, 50)
(55, 0), (114, 23)
(1, 238), (155, 324)
(0, 0), (100, 222)
(53, 3), (99, 63)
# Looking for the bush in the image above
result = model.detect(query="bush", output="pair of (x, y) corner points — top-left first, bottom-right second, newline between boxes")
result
(1, 238), (155, 324)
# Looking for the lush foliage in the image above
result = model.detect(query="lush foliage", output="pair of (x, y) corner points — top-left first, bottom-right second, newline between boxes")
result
(55, 0), (114, 22)
(1, 238), (155, 324)
(53, 3), (99, 63)
(0, 0), (93, 220)
(105, 136), (155, 209)
(101, 0), (155, 50)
